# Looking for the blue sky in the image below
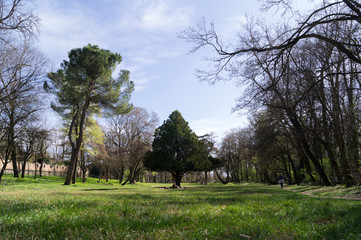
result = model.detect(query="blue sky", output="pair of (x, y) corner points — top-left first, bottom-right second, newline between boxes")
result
(33, 0), (293, 140)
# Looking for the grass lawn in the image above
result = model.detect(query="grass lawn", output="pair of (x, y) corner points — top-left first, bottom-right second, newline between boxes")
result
(0, 176), (361, 239)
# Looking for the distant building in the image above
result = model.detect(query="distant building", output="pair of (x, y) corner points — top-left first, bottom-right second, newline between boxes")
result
(0, 161), (86, 177)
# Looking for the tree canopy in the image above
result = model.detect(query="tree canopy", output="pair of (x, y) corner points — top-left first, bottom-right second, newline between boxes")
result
(143, 110), (208, 186)
(182, 0), (361, 186)
(45, 44), (134, 185)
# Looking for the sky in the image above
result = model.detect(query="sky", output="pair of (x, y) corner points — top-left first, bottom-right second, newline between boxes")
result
(32, 0), (295, 141)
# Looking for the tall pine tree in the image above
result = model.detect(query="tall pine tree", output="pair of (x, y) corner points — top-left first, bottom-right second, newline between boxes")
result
(45, 44), (133, 185)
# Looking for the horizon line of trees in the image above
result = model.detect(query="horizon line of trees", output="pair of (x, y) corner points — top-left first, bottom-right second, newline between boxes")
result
(3, 0), (361, 187)
(183, 0), (361, 187)
(0, 0), (224, 187)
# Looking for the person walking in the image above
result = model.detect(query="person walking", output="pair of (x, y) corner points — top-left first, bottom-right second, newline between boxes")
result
(278, 173), (285, 189)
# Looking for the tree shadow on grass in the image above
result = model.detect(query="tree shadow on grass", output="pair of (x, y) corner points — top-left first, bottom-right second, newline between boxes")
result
(82, 188), (120, 191)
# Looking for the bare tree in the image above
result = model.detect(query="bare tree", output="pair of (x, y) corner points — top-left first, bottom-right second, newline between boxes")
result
(18, 125), (40, 178)
(0, 0), (39, 39)
(197, 132), (218, 184)
(49, 128), (70, 164)
(105, 107), (158, 184)
(0, 0), (42, 182)
(0, 43), (46, 181)
(181, 1), (361, 83)
(182, 0), (361, 186)
(0, 0), (39, 97)
(219, 128), (254, 183)
(36, 128), (50, 178)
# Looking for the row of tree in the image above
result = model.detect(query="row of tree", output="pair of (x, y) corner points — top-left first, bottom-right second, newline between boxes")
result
(0, 0), (49, 181)
(3, 0), (361, 187)
(184, 0), (361, 186)
(0, 0), (138, 184)
(0, 0), (218, 186)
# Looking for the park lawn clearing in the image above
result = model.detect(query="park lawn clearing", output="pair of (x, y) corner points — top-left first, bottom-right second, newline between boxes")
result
(0, 176), (360, 239)
(287, 184), (361, 200)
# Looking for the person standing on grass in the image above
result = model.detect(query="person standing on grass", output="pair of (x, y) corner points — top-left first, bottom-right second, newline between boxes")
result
(278, 173), (285, 189)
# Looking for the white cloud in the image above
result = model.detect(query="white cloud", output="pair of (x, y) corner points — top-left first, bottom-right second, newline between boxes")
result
(133, 57), (158, 65)
(190, 114), (249, 141)
(35, 0), (109, 65)
(133, 76), (153, 92)
(140, 1), (192, 31)
(35, 0), (190, 82)
(157, 50), (181, 59)
(131, 49), (182, 66)
(116, 0), (193, 32)
(112, 63), (156, 93)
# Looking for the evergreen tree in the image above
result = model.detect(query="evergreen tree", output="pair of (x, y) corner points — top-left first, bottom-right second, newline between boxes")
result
(143, 110), (207, 187)
(45, 44), (133, 185)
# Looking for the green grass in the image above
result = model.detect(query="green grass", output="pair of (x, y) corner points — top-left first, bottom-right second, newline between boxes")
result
(287, 184), (361, 199)
(1, 176), (361, 239)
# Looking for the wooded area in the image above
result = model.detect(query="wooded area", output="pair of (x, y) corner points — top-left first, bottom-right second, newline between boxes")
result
(183, 0), (361, 187)
(1, 0), (361, 187)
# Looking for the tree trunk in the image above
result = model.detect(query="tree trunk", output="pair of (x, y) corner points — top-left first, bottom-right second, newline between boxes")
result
(81, 150), (86, 183)
(65, 96), (90, 185)
(254, 166), (261, 182)
(21, 157), (28, 178)
(322, 139), (341, 185)
(9, 116), (19, 178)
(172, 172), (183, 187)
(283, 157), (292, 184)
(39, 160), (44, 177)
(105, 165), (109, 182)
(121, 165), (140, 185)
(118, 165), (124, 184)
(65, 112), (79, 185)
(330, 74), (354, 187)
(264, 172), (274, 184)
(344, 64), (360, 184)
(11, 146), (19, 178)
(72, 155), (78, 184)
(82, 169), (86, 183)
(333, 125), (353, 186)
(129, 159), (142, 184)
(288, 113), (331, 186)
(98, 167), (102, 182)
(239, 161), (244, 181)
(0, 161), (10, 183)
(34, 162), (37, 179)
(319, 79), (341, 185)
(298, 149), (317, 183)
(134, 167), (142, 182)
(175, 175), (182, 187)
(287, 154), (300, 185)
(244, 161), (249, 182)
(121, 179), (129, 185)
(65, 148), (77, 185)
(215, 169), (227, 184)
